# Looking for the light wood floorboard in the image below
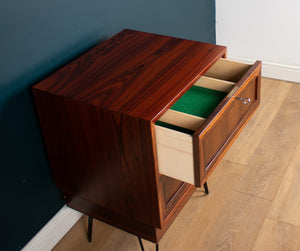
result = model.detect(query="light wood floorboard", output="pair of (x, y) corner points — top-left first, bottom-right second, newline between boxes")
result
(223, 78), (292, 165)
(160, 160), (247, 250)
(267, 139), (300, 226)
(192, 191), (271, 251)
(252, 218), (300, 251)
(52, 78), (300, 251)
(236, 82), (300, 200)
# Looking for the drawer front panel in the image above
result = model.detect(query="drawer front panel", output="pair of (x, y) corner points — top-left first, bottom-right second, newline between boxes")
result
(159, 175), (189, 218)
(157, 60), (261, 187)
(199, 75), (259, 178)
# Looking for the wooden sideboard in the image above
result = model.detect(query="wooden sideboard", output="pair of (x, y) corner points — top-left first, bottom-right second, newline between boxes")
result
(32, 29), (261, 244)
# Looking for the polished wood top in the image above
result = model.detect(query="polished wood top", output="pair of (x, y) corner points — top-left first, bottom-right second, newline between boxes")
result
(33, 29), (226, 121)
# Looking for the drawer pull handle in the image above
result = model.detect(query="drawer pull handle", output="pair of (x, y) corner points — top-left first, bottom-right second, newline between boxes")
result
(235, 97), (251, 105)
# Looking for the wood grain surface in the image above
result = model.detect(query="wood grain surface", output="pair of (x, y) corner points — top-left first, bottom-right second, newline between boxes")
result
(33, 30), (228, 242)
(236, 83), (300, 200)
(33, 29), (226, 121)
(223, 78), (293, 165)
(193, 61), (261, 186)
(33, 88), (172, 229)
(160, 160), (248, 251)
(192, 191), (271, 251)
(252, 218), (300, 251)
(267, 138), (300, 226)
(53, 78), (300, 251)
(33, 29), (267, 247)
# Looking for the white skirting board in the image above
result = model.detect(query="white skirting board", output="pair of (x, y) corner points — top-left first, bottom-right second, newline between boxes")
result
(229, 57), (300, 84)
(21, 205), (83, 251)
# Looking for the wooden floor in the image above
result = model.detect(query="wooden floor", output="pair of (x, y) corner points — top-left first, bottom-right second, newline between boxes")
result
(53, 78), (300, 251)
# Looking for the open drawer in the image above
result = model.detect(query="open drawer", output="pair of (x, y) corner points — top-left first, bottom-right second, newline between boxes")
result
(155, 58), (262, 187)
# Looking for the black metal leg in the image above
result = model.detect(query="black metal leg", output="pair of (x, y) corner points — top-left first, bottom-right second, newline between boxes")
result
(137, 237), (145, 251)
(88, 216), (93, 242)
(204, 181), (209, 194)
(137, 236), (158, 251)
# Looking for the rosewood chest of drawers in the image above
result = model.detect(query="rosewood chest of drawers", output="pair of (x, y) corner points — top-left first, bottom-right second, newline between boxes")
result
(33, 29), (261, 244)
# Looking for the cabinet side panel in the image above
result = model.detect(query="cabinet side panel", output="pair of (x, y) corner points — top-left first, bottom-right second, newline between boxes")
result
(32, 90), (161, 228)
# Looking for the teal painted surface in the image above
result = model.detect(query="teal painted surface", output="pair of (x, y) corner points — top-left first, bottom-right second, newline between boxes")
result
(0, 0), (215, 250)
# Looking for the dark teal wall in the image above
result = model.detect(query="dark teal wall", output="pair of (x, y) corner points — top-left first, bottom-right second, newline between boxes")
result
(0, 0), (215, 250)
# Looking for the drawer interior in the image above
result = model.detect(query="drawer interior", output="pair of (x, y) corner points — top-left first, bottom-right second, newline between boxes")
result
(155, 58), (254, 186)
(155, 58), (251, 133)
(156, 86), (227, 134)
(204, 58), (251, 82)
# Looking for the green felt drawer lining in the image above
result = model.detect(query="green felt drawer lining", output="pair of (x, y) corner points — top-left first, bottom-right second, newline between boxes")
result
(156, 86), (227, 134)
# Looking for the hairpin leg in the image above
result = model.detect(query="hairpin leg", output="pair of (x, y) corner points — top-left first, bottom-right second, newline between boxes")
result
(204, 181), (209, 194)
(137, 236), (145, 251)
(88, 216), (93, 242)
(137, 236), (159, 251)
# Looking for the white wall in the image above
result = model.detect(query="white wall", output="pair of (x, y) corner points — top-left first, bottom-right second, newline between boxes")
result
(216, 0), (300, 83)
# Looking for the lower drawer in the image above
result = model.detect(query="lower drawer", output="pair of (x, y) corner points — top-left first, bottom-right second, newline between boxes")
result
(155, 58), (261, 187)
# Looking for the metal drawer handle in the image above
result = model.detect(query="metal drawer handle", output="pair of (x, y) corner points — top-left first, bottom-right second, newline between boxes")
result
(235, 97), (251, 105)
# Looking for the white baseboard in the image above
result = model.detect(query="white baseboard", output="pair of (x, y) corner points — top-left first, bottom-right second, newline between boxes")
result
(21, 205), (83, 251)
(228, 57), (300, 84)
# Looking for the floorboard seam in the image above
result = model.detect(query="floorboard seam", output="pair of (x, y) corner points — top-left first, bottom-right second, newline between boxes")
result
(265, 217), (300, 228)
